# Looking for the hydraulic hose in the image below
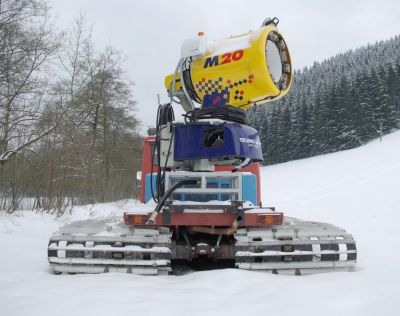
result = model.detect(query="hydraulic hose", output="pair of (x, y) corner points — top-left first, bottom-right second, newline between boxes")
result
(147, 179), (198, 224)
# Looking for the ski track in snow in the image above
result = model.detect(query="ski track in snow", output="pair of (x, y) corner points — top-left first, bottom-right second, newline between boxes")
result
(2, 132), (400, 316)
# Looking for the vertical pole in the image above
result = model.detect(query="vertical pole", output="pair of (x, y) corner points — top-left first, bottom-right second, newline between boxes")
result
(379, 121), (383, 142)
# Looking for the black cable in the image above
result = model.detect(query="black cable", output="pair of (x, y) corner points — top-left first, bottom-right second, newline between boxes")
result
(182, 105), (247, 124)
(153, 179), (197, 214)
(150, 103), (175, 203)
(147, 178), (198, 224)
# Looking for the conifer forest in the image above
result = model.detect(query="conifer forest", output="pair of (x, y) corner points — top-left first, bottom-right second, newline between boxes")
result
(248, 36), (400, 165)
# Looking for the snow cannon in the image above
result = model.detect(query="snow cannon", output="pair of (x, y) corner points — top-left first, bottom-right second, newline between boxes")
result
(165, 17), (292, 112)
(47, 17), (357, 277)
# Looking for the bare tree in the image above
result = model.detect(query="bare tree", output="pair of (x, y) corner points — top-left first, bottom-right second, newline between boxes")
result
(0, 0), (61, 164)
(0, 1), (143, 213)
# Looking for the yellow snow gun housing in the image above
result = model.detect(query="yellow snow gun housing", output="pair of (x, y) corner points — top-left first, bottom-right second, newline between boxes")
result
(165, 18), (292, 111)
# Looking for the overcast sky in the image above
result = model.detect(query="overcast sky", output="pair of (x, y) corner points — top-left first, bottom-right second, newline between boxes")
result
(48, 0), (400, 132)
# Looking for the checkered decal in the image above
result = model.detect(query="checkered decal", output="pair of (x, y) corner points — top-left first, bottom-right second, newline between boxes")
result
(196, 75), (254, 108)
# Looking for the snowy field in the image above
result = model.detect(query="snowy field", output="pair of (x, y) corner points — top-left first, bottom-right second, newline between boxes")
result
(1, 131), (400, 316)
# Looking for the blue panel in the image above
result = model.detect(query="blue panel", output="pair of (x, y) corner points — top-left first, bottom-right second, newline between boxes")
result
(219, 179), (232, 201)
(242, 174), (257, 205)
(174, 122), (263, 162)
(144, 173), (157, 203)
(146, 173), (257, 205)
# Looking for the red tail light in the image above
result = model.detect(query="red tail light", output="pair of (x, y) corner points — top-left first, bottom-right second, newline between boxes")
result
(257, 213), (283, 225)
(124, 213), (150, 225)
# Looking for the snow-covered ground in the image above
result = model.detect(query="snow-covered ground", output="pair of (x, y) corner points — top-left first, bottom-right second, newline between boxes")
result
(1, 131), (400, 316)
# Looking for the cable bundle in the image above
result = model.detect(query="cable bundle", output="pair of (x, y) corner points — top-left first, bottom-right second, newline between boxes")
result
(183, 105), (247, 124)
(150, 103), (175, 202)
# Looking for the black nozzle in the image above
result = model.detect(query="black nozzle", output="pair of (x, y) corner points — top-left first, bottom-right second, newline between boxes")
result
(261, 17), (279, 27)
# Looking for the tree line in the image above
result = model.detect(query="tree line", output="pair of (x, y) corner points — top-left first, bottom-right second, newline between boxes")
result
(0, 0), (142, 213)
(248, 35), (400, 165)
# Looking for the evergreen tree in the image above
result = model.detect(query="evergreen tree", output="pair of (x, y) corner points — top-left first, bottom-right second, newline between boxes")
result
(248, 35), (400, 166)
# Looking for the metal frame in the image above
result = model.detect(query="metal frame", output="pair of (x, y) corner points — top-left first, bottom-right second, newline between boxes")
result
(165, 171), (242, 201)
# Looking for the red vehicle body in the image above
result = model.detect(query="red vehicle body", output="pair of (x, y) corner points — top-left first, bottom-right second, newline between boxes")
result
(139, 136), (262, 205)
(125, 136), (282, 228)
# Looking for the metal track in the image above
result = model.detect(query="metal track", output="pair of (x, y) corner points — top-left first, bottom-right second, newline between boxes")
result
(48, 218), (172, 275)
(234, 217), (357, 275)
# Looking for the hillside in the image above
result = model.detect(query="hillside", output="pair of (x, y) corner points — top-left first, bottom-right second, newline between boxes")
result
(249, 35), (400, 165)
(1, 131), (400, 316)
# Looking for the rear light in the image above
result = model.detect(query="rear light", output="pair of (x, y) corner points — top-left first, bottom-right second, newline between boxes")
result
(124, 213), (150, 225)
(257, 213), (283, 225)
